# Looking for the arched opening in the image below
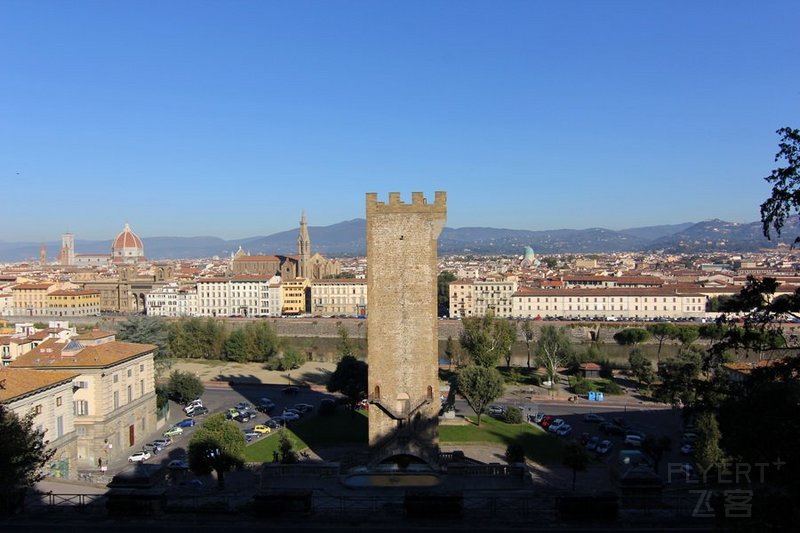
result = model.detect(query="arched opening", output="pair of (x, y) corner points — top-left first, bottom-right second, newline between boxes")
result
(373, 385), (381, 400)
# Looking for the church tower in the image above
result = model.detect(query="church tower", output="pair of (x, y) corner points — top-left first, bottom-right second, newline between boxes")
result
(366, 191), (446, 467)
(297, 211), (311, 279)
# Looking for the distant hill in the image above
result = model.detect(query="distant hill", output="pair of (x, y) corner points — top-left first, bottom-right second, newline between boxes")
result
(1, 218), (796, 262)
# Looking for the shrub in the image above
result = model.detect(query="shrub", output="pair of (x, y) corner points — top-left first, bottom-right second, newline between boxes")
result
(573, 378), (594, 395)
(601, 380), (624, 395)
(503, 406), (523, 424)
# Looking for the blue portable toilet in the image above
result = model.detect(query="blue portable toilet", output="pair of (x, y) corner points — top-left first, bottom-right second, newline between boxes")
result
(597, 392), (604, 402)
(588, 391), (597, 402)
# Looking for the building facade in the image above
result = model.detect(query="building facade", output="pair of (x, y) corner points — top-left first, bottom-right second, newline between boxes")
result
(310, 279), (368, 317)
(448, 278), (518, 318)
(47, 289), (101, 317)
(281, 278), (310, 315)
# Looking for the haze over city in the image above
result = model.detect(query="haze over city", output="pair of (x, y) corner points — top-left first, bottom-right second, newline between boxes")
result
(3, 1), (799, 242)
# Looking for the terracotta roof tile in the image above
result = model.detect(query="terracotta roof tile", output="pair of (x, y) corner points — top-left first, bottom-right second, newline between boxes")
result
(11, 337), (156, 369)
(0, 367), (80, 403)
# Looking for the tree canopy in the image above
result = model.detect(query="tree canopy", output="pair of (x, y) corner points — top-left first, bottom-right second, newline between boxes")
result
(760, 127), (800, 243)
(535, 325), (573, 385)
(165, 370), (205, 405)
(116, 315), (171, 372)
(459, 315), (517, 368)
(0, 398), (55, 491)
(437, 271), (457, 317)
(326, 355), (368, 411)
(613, 328), (650, 346)
(187, 413), (245, 489)
(455, 364), (504, 426)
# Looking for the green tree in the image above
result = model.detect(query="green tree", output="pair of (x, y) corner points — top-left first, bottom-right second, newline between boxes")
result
(503, 406), (523, 424)
(673, 326), (699, 351)
(165, 370), (205, 404)
(187, 414), (245, 490)
(268, 346), (305, 371)
(562, 442), (591, 491)
(336, 325), (358, 360)
(116, 315), (171, 372)
(520, 319), (535, 369)
(760, 126), (800, 243)
(543, 257), (558, 269)
(222, 329), (248, 363)
(459, 315), (517, 368)
(278, 432), (298, 464)
(694, 411), (724, 473)
(628, 348), (654, 388)
(444, 335), (457, 369)
(641, 435), (672, 473)
(243, 321), (281, 362)
(613, 328), (651, 347)
(0, 392), (55, 494)
(455, 364), (504, 426)
(646, 323), (677, 361)
(326, 355), (368, 412)
(653, 351), (701, 406)
(437, 271), (457, 317)
(535, 325), (573, 385)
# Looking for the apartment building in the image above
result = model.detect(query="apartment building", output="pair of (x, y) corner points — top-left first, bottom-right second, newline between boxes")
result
(0, 367), (80, 479)
(11, 333), (158, 469)
(449, 278), (519, 318)
(196, 276), (275, 317)
(511, 287), (708, 320)
(47, 289), (101, 317)
(11, 282), (55, 316)
(310, 278), (367, 317)
(281, 278), (310, 315)
(145, 283), (198, 317)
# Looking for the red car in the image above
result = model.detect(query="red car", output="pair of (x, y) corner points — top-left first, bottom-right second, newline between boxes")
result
(540, 415), (554, 428)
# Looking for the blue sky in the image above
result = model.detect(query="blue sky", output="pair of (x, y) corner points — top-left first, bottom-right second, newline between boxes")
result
(3, 1), (799, 242)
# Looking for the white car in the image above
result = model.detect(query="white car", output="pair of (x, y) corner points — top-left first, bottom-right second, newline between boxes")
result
(596, 440), (613, 455)
(548, 418), (565, 433)
(128, 451), (151, 463)
(623, 434), (643, 447)
(183, 399), (203, 414)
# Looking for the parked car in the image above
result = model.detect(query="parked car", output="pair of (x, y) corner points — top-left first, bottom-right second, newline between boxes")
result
(186, 405), (208, 417)
(681, 432), (699, 444)
(596, 440), (613, 455)
(600, 422), (626, 436)
(488, 405), (506, 417)
(539, 415), (555, 428)
(225, 408), (241, 420)
(585, 436), (600, 451)
(167, 459), (189, 470)
(253, 424), (271, 434)
(680, 443), (696, 455)
(556, 424), (573, 437)
(294, 403), (314, 414)
(282, 411), (300, 422)
(234, 402), (251, 411)
(356, 399), (369, 410)
(243, 430), (261, 442)
(176, 418), (195, 428)
(548, 418), (566, 432)
(623, 434), (643, 447)
(257, 398), (275, 413)
(183, 399), (203, 414)
(234, 411), (254, 423)
(282, 386), (300, 395)
(266, 417), (284, 428)
(583, 413), (606, 423)
(153, 437), (172, 449)
(142, 442), (162, 454)
(625, 429), (647, 441)
(128, 451), (151, 463)
(163, 426), (183, 438)
(612, 417), (630, 429)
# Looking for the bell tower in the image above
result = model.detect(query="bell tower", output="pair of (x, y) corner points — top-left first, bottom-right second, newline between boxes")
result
(297, 211), (311, 279)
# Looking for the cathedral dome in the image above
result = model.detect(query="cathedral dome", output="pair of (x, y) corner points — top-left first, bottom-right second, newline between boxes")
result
(112, 223), (145, 263)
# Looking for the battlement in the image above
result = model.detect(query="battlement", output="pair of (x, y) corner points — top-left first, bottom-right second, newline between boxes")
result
(366, 191), (446, 213)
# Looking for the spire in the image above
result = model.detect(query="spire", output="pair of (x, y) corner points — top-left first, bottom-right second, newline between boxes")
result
(297, 210), (311, 278)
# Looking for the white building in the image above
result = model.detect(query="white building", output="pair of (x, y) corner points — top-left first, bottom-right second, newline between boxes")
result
(449, 278), (519, 318)
(196, 276), (276, 317)
(310, 278), (368, 317)
(145, 283), (197, 317)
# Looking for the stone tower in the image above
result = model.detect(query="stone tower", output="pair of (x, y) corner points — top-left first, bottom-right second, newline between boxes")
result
(60, 232), (75, 266)
(366, 191), (446, 466)
(297, 211), (311, 279)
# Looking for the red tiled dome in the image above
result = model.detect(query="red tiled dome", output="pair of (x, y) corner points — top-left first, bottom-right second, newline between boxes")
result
(112, 223), (144, 253)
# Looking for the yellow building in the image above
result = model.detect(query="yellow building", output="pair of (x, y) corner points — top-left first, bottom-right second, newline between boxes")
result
(11, 282), (55, 316)
(281, 278), (310, 315)
(48, 289), (101, 317)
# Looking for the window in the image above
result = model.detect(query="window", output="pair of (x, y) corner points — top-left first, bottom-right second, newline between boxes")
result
(113, 374), (119, 383)
(140, 379), (145, 396)
(33, 404), (43, 415)
(74, 401), (89, 416)
(127, 385), (132, 403)
(56, 416), (64, 438)
(127, 369), (132, 377)
(56, 396), (62, 407)
(114, 391), (119, 409)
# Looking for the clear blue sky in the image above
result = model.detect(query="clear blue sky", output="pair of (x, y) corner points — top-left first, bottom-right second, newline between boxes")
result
(3, 1), (799, 242)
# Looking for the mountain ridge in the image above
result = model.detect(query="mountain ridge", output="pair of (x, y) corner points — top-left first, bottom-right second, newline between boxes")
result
(1, 218), (794, 262)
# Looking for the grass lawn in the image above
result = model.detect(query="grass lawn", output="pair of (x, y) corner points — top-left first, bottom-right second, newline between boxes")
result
(440, 415), (564, 464)
(242, 409), (367, 462)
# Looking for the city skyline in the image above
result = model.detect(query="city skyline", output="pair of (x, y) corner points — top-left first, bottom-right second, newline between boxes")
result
(3, 1), (799, 241)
